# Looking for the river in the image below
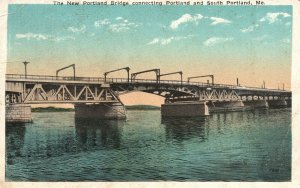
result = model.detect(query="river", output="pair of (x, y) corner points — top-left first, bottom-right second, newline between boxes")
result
(6, 108), (291, 181)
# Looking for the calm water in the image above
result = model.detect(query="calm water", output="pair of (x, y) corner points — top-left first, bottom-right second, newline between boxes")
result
(6, 108), (291, 181)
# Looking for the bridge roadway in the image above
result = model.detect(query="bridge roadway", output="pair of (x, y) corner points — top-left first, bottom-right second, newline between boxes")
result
(5, 74), (291, 122)
(6, 74), (291, 103)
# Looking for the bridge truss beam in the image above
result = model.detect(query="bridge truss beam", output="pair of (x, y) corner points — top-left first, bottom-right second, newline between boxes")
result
(5, 83), (121, 104)
(188, 75), (214, 84)
(131, 69), (160, 83)
(56, 64), (75, 79)
(158, 71), (183, 86)
(104, 67), (130, 82)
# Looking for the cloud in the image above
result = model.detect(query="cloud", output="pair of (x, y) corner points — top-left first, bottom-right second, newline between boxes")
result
(170, 14), (203, 29)
(150, 37), (174, 45)
(95, 18), (140, 32)
(16, 33), (75, 42)
(281, 38), (291, 44)
(147, 35), (194, 45)
(53, 36), (76, 42)
(240, 24), (259, 33)
(203, 37), (233, 46)
(94, 18), (111, 27)
(210, 17), (232, 25)
(169, 14), (231, 29)
(260, 12), (291, 24)
(109, 22), (140, 32)
(67, 25), (86, 33)
(16, 33), (50, 40)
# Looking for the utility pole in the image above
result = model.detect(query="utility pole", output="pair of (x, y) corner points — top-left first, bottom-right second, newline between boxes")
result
(22, 61), (30, 78)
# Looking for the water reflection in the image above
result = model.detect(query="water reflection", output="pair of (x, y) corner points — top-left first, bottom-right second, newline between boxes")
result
(214, 112), (248, 123)
(161, 117), (208, 142)
(5, 109), (291, 181)
(6, 118), (125, 165)
(6, 123), (26, 165)
(246, 109), (269, 121)
(75, 118), (124, 150)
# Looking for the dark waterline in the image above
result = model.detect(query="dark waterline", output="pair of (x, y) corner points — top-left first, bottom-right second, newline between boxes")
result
(6, 108), (291, 181)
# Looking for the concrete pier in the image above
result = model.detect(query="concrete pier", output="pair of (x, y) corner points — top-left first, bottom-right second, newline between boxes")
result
(286, 99), (292, 108)
(208, 101), (245, 113)
(75, 102), (126, 119)
(243, 100), (269, 109)
(6, 104), (32, 123)
(161, 102), (209, 117)
(268, 100), (287, 108)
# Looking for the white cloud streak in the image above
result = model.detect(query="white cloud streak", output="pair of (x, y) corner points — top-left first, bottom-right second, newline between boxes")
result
(94, 18), (111, 27)
(67, 25), (86, 33)
(260, 12), (291, 24)
(282, 38), (291, 44)
(109, 22), (140, 32)
(169, 14), (232, 29)
(170, 14), (203, 29)
(203, 37), (233, 46)
(53, 36), (76, 42)
(16, 33), (75, 42)
(94, 17), (140, 32)
(147, 35), (194, 45)
(240, 24), (259, 33)
(16, 33), (50, 40)
(210, 17), (232, 25)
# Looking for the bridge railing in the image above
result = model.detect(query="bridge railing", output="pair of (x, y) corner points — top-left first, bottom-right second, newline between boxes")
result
(6, 74), (289, 92)
(106, 77), (242, 89)
(6, 74), (105, 83)
(105, 77), (288, 92)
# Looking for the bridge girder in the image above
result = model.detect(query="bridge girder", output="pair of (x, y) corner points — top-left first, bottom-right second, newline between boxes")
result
(188, 75), (214, 84)
(56, 64), (75, 79)
(158, 71), (183, 85)
(112, 84), (243, 102)
(104, 67), (130, 82)
(5, 82), (121, 104)
(131, 69), (160, 83)
(6, 74), (291, 105)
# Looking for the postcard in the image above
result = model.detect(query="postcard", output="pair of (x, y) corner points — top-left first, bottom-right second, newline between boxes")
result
(0, 0), (299, 187)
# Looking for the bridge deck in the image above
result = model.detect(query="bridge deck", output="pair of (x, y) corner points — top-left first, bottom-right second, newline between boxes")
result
(6, 74), (290, 94)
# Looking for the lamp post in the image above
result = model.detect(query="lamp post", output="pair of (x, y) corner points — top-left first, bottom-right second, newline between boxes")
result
(22, 61), (30, 78)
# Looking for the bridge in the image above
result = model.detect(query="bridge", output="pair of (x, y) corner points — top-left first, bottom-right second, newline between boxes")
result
(5, 66), (292, 122)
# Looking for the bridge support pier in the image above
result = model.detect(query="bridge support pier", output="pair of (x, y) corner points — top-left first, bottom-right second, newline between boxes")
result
(268, 100), (287, 108)
(75, 102), (126, 120)
(243, 100), (269, 109)
(161, 102), (209, 117)
(6, 104), (32, 123)
(286, 99), (292, 108)
(208, 101), (245, 113)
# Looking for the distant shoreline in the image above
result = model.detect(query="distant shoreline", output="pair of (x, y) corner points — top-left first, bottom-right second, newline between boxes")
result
(31, 105), (160, 112)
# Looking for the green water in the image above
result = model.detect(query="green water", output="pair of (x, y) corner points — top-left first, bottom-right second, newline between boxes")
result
(6, 108), (291, 181)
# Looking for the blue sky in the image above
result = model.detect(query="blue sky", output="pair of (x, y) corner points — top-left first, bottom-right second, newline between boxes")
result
(7, 5), (292, 88)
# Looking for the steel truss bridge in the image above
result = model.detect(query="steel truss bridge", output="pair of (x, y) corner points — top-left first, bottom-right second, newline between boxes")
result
(5, 73), (291, 105)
